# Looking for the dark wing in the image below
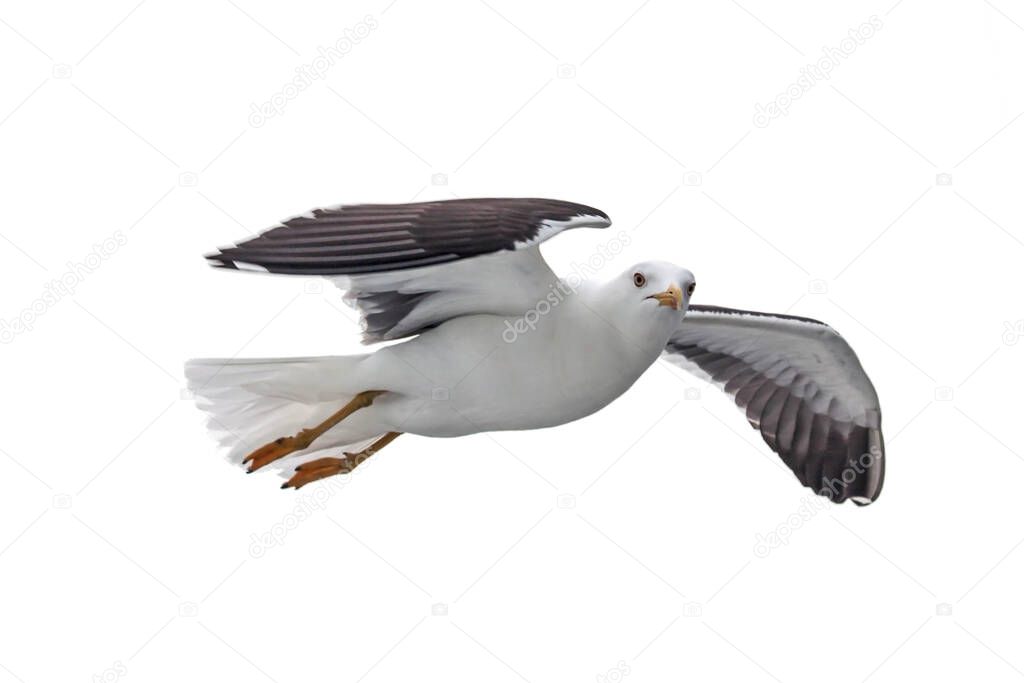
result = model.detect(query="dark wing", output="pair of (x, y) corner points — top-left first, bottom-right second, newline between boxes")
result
(206, 198), (610, 342)
(663, 305), (885, 505)
(206, 197), (609, 275)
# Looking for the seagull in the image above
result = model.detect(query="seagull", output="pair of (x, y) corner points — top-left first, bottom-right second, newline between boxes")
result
(187, 198), (884, 504)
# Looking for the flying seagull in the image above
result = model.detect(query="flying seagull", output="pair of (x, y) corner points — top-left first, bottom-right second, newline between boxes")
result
(187, 198), (884, 504)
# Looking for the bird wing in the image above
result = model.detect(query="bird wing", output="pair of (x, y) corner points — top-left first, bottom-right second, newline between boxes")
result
(206, 198), (611, 342)
(662, 304), (885, 505)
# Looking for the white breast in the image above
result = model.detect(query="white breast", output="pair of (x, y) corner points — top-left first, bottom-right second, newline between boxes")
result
(365, 297), (663, 437)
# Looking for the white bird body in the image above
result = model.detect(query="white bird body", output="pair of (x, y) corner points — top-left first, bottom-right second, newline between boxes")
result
(188, 197), (886, 503)
(358, 277), (682, 438)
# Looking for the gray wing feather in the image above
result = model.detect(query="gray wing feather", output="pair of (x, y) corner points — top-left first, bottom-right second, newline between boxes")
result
(206, 197), (609, 275)
(663, 304), (885, 505)
(205, 197), (610, 342)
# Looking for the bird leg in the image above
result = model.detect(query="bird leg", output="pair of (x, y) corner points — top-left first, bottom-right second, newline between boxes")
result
(282, 431), (402, 489)
(243, 390), (387, 472)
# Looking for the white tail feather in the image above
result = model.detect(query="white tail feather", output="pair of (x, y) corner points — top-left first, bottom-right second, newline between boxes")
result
(185, 355), (386, 476)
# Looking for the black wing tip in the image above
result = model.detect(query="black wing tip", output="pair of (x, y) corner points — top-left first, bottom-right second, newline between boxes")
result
(568, 202), (609, 223)
(204, 251), (237, 269)
(549, 199), (610, 224)
(815, 436), (885, 506)
(418, 197), (610, 223)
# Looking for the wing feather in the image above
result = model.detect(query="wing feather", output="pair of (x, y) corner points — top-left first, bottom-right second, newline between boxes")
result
(205, 197), (611, 342)
(207, 197), (609, 275)
(663, 304), (885, 505)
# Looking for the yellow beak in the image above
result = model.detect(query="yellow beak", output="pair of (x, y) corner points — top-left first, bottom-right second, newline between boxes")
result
(647, 283), (683, 310)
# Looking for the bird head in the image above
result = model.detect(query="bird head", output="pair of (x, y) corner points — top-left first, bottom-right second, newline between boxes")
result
(597, 261), (696, 347)
(625, 260), (695, 311)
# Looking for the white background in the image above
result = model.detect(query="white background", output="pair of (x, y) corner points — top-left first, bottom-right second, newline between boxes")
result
(1, 1), (1023, 681)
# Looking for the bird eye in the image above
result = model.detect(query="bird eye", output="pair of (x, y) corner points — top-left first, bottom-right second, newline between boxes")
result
(687, 283), (696, 296)
(633, 272), (646, 288)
